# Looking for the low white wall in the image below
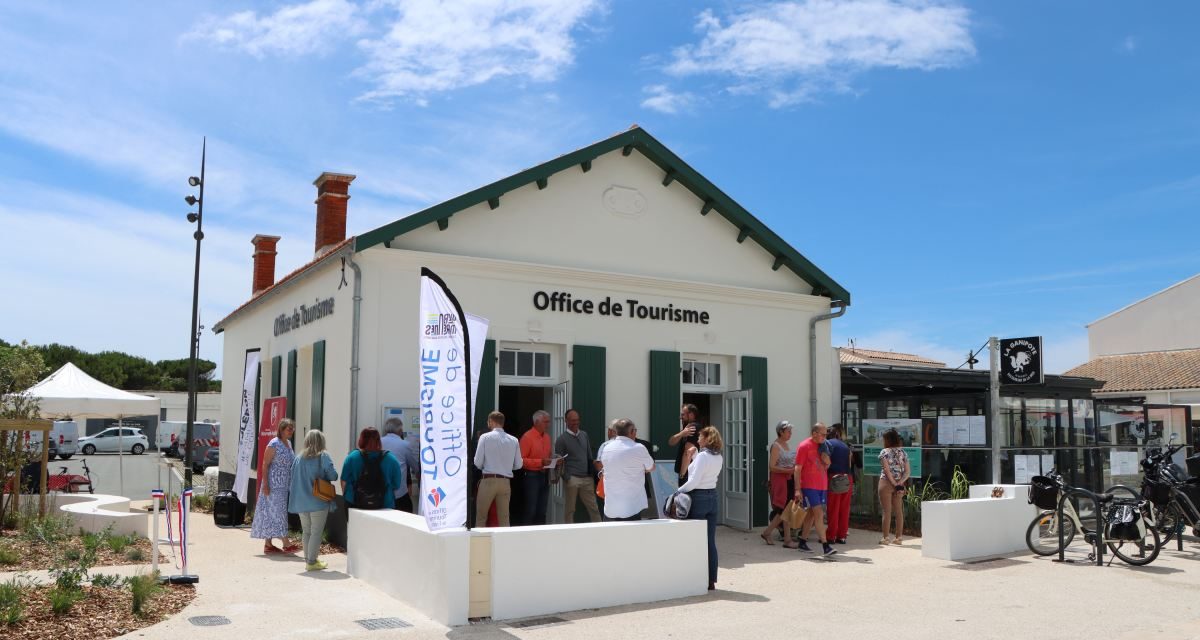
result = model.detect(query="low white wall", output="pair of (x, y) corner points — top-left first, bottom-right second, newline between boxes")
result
(32, 493), (149, 538)
(921, 484), (1036, 561)
(487, 519), (708, 620)
(346, 510), (471, 626)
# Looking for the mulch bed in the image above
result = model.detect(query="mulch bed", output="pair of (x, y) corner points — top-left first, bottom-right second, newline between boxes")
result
(0, 530), (155, 572)
(2, 583), (195, 639)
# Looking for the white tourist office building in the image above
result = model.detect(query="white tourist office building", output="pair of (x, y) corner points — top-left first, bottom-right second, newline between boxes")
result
(214, 126), (851, 533)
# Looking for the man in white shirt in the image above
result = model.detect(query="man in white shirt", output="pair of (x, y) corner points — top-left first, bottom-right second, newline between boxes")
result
(473, 411), (523, 526)
(598, 418), (655, 521)
(380, 417), (421, 513)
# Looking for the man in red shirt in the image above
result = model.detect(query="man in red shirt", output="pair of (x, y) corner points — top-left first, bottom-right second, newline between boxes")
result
(793, 422), (836, 556)
(519, 410), (554, 525)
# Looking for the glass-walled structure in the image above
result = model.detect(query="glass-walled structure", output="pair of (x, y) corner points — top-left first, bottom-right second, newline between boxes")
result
(842, 365), (1198, 518)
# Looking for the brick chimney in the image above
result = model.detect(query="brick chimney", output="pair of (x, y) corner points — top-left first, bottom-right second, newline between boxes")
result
(251, 234), (281, 296)
(314, 172), (356, 258)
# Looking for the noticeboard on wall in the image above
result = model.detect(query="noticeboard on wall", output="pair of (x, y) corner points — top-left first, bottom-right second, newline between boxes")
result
(862, 418), (923, 477)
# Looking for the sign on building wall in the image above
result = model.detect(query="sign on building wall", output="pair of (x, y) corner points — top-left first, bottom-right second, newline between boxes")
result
(1000, 336), (1044, 385)
(258, 397), (287, 478)
(862, 418), (923, 477)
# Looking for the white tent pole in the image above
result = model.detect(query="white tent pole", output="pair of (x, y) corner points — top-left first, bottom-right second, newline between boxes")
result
(118, 417), (125, 498)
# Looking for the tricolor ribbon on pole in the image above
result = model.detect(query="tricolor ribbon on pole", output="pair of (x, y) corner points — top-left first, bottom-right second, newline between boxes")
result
(179, 489), (192, 571)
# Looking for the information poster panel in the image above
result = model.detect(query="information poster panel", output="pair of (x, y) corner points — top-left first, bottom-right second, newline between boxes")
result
(862, 418), (923, 478)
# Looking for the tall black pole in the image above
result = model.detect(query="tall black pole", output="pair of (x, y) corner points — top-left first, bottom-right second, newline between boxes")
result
(184, 138), (207, 490)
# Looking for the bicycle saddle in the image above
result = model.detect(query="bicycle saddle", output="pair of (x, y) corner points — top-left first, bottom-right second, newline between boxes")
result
(1094, 492), (1117, 503)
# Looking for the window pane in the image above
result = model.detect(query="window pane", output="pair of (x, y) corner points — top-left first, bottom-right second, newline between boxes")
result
(1099, 404), (1147, 446)
(886, 400), (908, 419)
(1071, 399), (1095, 445)
(517, 351), (533, 377)
(710, 363), (720, 386)
(499, 351), (515, 376)
(681, 361), (693, 384)
(1024, 398), (1066, 447)
(534, 353), (550, 378)
(692, 362), (707, 385)
(1000, 397), (1023, 447)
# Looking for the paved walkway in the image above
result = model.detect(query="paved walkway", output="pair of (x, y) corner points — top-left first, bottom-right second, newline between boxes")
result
(6, 513), (1200, 639)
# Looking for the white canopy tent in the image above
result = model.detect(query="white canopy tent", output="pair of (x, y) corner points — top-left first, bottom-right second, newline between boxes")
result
(25, 363), (162, 496)
(26, 362), (161, 420)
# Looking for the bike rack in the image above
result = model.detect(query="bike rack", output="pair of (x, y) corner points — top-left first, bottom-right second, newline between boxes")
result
(1055, 488), (1105, 566)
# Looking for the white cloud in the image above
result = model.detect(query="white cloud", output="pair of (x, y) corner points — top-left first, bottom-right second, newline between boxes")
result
(184, 0), (366, 58)
(640, 85), (696, 114)
(667, 0), (975, 106)
(1120, 35), (1137, 54)
(355, 0), (605, 102)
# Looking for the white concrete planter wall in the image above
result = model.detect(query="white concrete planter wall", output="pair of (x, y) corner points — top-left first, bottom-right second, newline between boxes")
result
(921, 484), (1036, 561)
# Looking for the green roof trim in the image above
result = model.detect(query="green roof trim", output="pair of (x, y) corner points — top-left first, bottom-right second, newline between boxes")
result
(355, 126), (851, 303)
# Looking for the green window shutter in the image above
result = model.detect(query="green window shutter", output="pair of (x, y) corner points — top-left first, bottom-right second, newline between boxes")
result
(571, 345), (606, 447)
(649, 350), (682, 457)
(473, 339), (497, 434)
(286, 350), (297, 420)
(270, 355), (281, 397)
(311, 340), (326, 431)
(741, 355), (769, 527)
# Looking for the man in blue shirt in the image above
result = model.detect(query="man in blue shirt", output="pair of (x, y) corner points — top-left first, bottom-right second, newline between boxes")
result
(381, 417), (421, 513)
(825, 423), (854, 544)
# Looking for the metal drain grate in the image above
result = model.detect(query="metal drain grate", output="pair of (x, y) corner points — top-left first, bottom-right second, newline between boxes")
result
(508, 616), (568, 629)
(189, 615), (231, 626)
(356, 617), (413, 631)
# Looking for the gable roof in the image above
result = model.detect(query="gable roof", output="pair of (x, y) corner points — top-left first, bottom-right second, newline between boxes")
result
(839, 347), (946, 368)
(356, 125), (850, 304)
(1064, 348), (1200, 393)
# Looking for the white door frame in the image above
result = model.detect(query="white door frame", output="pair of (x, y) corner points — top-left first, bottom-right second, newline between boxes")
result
(547, 381), (569, 523)
(720, 389), (752, 530)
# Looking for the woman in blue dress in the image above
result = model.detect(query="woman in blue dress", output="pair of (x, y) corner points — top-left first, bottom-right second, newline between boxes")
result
(251, 419), (298, 554)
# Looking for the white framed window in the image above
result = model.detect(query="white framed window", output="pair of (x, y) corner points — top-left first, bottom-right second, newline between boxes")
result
(681, 355), (730, 391)
(498, 347), (554, 382)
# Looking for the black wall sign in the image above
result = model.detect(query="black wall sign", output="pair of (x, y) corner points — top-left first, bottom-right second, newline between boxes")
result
(1000, 336), (1043, 385)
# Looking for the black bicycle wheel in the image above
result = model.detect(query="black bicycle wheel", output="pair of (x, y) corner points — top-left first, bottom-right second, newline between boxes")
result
(1148, 502), (1182, 549)
(1107, 523), (1161, 566)
(1027, 510), (1076, 556)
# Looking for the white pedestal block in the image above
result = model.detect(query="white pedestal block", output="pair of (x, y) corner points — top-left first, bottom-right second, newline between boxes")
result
(921, 484), (1037, 561)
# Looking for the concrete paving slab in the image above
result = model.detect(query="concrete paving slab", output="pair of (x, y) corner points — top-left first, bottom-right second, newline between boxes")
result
(9, 513), (1199, 640)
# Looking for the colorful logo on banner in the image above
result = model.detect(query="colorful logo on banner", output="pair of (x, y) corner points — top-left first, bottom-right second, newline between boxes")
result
(233, 350), (261, 504)
(417, 268), (488, 530)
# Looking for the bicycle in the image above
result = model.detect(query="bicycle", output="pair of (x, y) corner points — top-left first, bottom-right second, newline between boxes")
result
(1137, 434), (1200, 549)
(1025, 468), (1161, 566)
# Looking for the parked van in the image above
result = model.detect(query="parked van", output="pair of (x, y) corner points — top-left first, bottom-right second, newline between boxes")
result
(178, 421), (220, 463)
(157, 421), (186, 455)
(51, 421), (80, 459)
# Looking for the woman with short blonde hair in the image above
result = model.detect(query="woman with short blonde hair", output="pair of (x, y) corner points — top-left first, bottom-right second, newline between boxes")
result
(288, 427), (338, 570)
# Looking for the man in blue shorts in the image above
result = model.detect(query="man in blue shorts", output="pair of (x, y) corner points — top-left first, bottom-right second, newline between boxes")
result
(793, 422), (836, 556)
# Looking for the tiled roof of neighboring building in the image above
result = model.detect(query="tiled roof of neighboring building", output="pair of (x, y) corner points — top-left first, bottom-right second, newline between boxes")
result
(1064, 348), (1200, 393)
(838, 347), (946, 368)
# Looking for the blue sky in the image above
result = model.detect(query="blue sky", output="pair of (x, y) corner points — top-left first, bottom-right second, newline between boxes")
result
(1, 1), (1198, 376)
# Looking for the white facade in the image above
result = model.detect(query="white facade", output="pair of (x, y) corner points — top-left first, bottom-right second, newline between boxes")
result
(135, 390), (222, 423)
(214, 130), (849, 528)
(1088, 273), (1200, 358)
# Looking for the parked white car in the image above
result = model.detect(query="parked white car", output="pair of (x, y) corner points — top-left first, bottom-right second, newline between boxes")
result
(78, 427), (149, 455)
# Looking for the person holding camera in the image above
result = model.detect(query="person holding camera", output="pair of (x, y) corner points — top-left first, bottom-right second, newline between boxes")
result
(878, 429), (911, 545)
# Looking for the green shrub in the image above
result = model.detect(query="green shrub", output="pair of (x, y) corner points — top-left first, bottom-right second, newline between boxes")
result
(63, 548), (82, 562)
(191, 494), (213, 511)
(0, 601), (20, 626)
(90, 573), (124, 588)
(0, 580), (22, 625)
(81, 531), (104, 554)
(19, 512), (71, 546)
(0, 545), (19, 566)
(125, 547), (145, 562)
(106, 535), (129, 554)
(129, 572), (162, 616)
(48, 587), (82, 615)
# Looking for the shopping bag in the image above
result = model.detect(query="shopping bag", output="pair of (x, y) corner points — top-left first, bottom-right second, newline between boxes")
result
(785, 499), (807, 529)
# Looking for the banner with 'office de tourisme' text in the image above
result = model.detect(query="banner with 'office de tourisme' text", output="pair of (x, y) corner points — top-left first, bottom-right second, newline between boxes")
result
(418, 268), (487, 531)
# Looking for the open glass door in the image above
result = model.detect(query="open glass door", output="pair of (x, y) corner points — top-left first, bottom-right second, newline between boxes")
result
(720, 390), (752, 530)
(547, 381), (569, 523)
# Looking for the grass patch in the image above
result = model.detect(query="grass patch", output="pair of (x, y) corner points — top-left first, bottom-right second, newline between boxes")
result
(47, 587), (83, 615)
(191, 494), (213, 511)
(90, 574), (124, 588)
(128, 572), (162, 617)
(0, 579), (27, 625)
(19, 512), (72, 546)
(0, 545), (19, 566)
(124, 548), (145, 562)
(105, 535), (131, 554)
